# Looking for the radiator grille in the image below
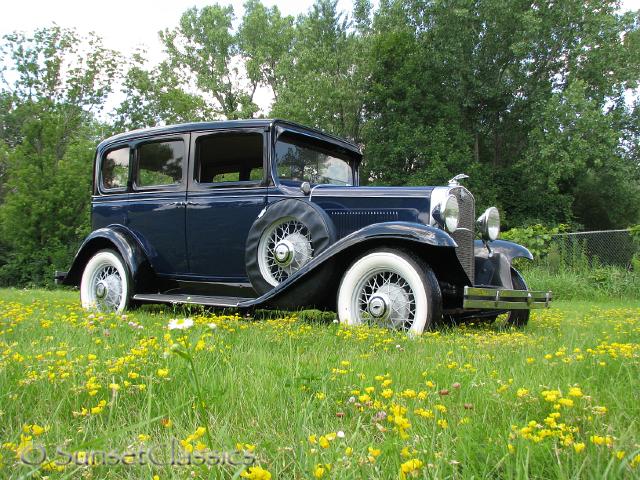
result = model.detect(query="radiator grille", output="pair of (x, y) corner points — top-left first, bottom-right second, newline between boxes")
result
(328, 209), (400, 238)
(449, 186), (475, 283)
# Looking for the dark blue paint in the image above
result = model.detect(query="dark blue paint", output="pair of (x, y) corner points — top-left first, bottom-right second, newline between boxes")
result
(126, 192), (188, 274)
(185, 188), (267, 279)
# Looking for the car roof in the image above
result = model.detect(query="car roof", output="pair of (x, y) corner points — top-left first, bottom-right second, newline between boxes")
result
(97, 119), (362, 157)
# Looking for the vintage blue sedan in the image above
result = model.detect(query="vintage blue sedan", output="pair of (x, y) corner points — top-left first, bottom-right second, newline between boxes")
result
(57, 119), (551, 333)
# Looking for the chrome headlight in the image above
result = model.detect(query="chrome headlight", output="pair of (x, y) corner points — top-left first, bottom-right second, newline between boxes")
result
(433, 194), (459, 233)
(477, 207), (500, 241)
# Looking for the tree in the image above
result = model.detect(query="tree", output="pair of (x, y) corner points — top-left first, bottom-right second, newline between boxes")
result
(116, 1), (295, 127)
(362, 0), (640, 227)
(271, 0), (369, 143)
(0, 26), (120, 285)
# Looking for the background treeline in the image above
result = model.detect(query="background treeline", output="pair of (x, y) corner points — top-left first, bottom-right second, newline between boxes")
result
(0, 0), (639, 286)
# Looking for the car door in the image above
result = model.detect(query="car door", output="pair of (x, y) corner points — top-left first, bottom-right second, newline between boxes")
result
(185, 129), (269, 280)
(126, 134), (189, 275)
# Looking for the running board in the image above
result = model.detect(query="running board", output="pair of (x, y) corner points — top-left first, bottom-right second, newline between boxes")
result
(132, 293), (255, 308)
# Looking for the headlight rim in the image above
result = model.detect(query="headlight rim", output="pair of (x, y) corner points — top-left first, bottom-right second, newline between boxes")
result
(433, 193), (460, 233)
(477, 206), (500, 241)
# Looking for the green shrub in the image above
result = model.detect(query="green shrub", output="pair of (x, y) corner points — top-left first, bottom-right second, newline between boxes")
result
(501, 224), (570, 259)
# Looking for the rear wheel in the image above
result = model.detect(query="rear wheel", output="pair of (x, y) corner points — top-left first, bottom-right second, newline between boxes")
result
(337, 248), (442, 334)
(506, 267), (530, 327)
(80, 250), (131, 313)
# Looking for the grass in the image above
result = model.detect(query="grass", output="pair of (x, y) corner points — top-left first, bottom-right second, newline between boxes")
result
(522, 264), (640, 302)
(0, 288), (638, 479)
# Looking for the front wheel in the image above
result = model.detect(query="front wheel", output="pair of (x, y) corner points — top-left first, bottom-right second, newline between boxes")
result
(80, 249), (131, 313)
(337, 248), (442, 334)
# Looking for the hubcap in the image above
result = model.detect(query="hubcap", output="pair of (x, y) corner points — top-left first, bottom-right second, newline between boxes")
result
(368, 293), (390, 319)
(95, 281), (107, 299)
(274, 240), (294, 266)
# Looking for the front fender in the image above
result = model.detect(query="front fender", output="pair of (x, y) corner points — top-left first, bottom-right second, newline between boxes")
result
(473, 239), (533, 288)
(474, 239), (533, 262)
(63, 226), (154, 291)
(242, 222), (458, 308)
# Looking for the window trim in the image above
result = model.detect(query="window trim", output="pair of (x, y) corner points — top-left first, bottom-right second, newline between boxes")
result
(130, 134), (189, 193)
(99, 144), (132, 194)
(272, 129), (359, 187)
(272, 129), (358, 188)
(188, 128), (269, 191)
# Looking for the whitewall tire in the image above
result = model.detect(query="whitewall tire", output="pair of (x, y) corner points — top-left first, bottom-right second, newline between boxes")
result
(80, 250), (131, 313)
(337, 248), (442, 334)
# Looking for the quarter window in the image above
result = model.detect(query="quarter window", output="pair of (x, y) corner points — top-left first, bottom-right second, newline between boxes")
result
(195, 132), (263, 184)
(136, 140), (184, 187)
(102, 147), (130, 190)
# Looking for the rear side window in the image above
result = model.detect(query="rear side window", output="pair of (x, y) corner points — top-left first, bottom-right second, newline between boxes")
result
(195, 132), (263, 184)
(136, 140), (184, 187)
(102, 147), (130, 190)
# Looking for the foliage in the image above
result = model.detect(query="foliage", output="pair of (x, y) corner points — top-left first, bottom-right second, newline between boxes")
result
(361, 0), (640, 226)
(630, 225), (640, 271)
(501, 224), (570, 259)
(0, 27), (120, 286)
(1, 2), (640, 286)
(116, 1), (295, 127)
(271, 0), (369, 143)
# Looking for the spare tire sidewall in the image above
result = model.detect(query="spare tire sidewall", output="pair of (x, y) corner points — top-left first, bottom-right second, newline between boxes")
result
(245, 199), (336, 295)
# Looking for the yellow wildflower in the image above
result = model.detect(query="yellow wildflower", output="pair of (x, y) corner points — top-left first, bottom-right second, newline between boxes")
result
(400, 458), (424, 479)
(241, 466), (272, 480)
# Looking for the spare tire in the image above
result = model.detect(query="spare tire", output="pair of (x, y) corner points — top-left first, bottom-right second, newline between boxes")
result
(245, 199), (336, 295)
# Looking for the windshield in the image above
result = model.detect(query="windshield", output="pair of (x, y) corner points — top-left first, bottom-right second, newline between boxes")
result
(275, 134), (355, 186)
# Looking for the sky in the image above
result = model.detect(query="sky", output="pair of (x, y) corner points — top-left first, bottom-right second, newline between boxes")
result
(0, 0), (638, 114)
(0, 0), (354, 61)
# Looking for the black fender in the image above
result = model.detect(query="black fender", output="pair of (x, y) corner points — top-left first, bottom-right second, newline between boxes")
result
(62, 226), (155, 292)
(474, 239), (533, 262)
(473, 239), (533, 288)
(241, 221), (461, 309)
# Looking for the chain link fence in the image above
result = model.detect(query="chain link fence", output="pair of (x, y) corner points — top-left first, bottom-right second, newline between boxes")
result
(547, 229), (636, 270)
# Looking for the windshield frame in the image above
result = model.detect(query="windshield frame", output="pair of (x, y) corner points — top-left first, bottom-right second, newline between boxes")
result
(271, 126), (360, 188)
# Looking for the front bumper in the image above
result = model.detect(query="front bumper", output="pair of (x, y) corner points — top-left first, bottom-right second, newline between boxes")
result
(463, 286), (552, 310)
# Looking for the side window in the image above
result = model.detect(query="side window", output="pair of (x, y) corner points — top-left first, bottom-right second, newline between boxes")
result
(102, 147), (130, 190)
(195, 132), (263, 184)
(136, 140), (184, 187)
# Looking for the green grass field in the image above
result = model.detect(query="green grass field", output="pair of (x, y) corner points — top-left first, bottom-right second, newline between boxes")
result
(0, 289), (638, 479)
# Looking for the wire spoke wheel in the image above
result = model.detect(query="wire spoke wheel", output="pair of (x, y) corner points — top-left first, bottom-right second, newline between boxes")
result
(258, 216), (314, 286)
(80, 250), (130, 313)
(337, 249), (442, 335)
(354, 269), (417, 330)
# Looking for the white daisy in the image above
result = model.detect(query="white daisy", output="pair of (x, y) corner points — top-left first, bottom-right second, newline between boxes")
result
(168, 317), (194, 330)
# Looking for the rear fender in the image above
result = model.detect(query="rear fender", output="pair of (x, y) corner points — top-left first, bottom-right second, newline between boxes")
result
(63, 226), (155, 291)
